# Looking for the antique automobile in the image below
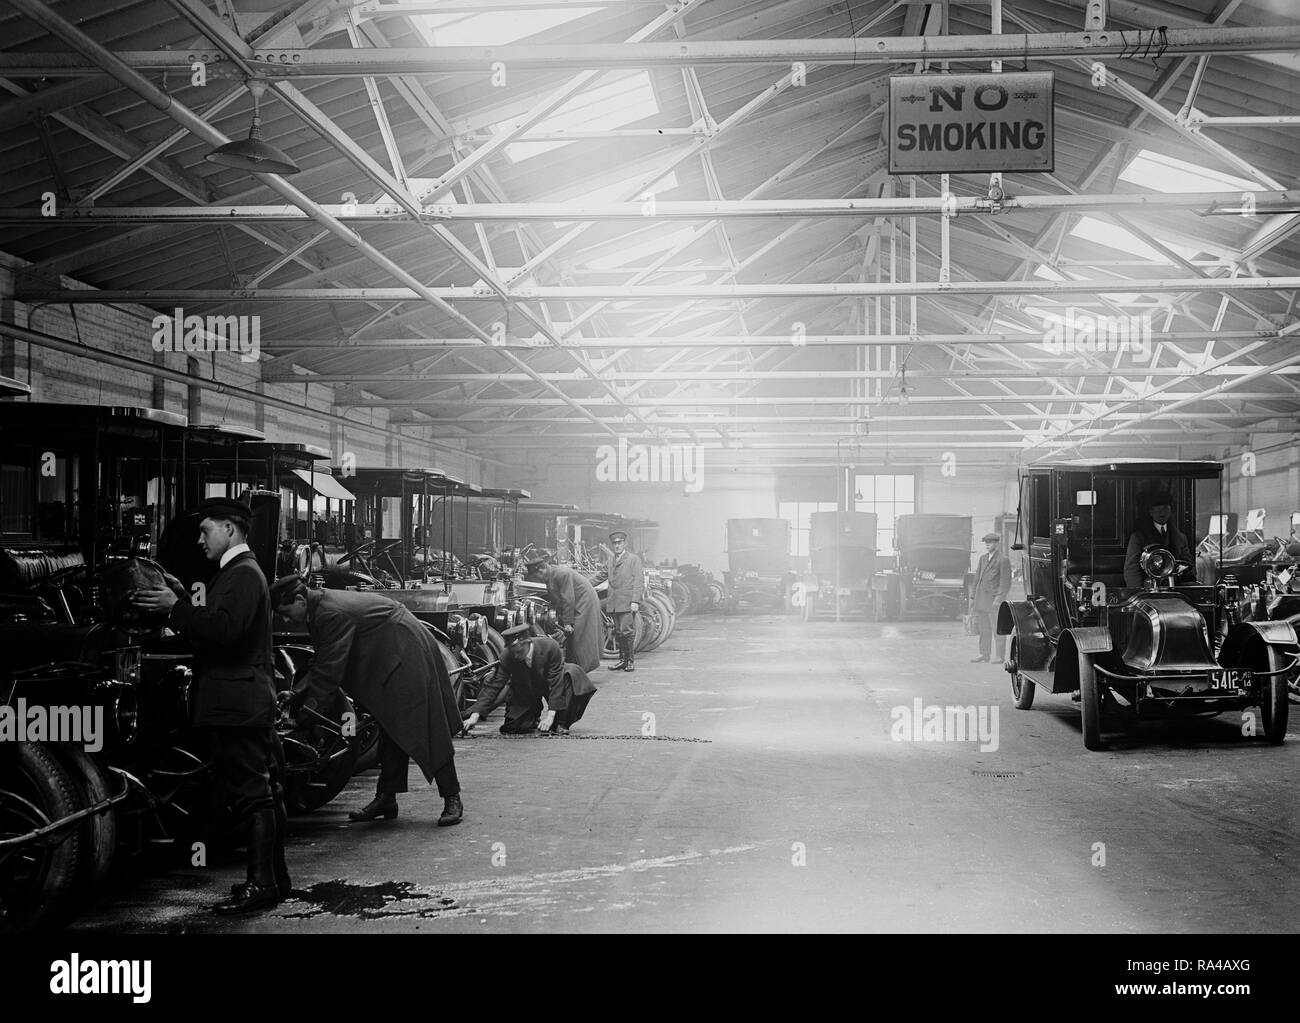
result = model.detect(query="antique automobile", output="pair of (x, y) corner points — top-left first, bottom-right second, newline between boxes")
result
(997, 459), (1294, 751)
(798, 511), (878, 622)
(870, 514), (972, 620)
(723, 517), (796, 611)
(0, 405), (363, 932)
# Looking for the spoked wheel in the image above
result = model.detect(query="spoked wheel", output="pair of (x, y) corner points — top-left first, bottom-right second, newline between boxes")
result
(0, 742), (84, 935)
(1008, 634), (1035, 710)
(1251, 644), (1290, 744)
(635, 600), (664, 652)
(1079, 650), (1103, 751)
(283, 693), (363, 814)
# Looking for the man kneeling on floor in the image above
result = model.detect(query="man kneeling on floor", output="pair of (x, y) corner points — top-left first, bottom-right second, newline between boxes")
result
(270, 576), (464, 826)
(463, 624), (597, 735)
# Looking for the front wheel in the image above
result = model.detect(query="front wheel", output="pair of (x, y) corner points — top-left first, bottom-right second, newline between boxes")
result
(1008, 635), (1035, 710)
(1257, 646), (1290, 744)
(1079, 651), (1103, 751)
(0, 741), (85, 934)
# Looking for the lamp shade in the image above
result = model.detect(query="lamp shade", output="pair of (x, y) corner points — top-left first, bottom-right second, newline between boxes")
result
(205, 134), (300, 175)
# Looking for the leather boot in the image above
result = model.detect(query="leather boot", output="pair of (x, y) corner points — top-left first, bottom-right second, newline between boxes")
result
(438, 794), (464, 827)
(623, 635), (636, 671)
(214, 809), (280, 915)
(272, 795), (292, 899)
(608, 633), (627, 670)
(348, 793), (398, 822)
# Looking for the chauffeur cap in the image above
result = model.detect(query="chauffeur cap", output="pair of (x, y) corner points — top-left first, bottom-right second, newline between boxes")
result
(193, 497), (253, 523)
(501, 623), (532, 641)
(982, 532), (1000, 542)
(609, 530), (628, 543)
(522, 553), (551, 571)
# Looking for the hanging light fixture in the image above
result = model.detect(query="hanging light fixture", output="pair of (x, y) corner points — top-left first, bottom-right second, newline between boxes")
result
(205, 79), (300, 175)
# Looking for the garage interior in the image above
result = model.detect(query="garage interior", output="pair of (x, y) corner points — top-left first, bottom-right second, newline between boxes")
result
(1, 0), (1298, 935)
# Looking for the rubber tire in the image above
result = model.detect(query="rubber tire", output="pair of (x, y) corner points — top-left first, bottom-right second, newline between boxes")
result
(634, 601), (662, 652)
(284, 693), (362, 814)
(1009, 635), (1035, 710)
(653, 592), (677, 643)
(639, 595), (673, 653)
(51, 744), (118, 895)
(0, 741), (85, 935)
(1257, 645), (1290, 744)
(1079, 651), (1103, 751)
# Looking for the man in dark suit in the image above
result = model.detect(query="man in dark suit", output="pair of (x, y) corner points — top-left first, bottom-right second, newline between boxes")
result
(270, 577), (464, 827)
(1124, 490), (1195, 589)
(134, 498), (288, 914)
(971, 532), (1012, 663)
(463, 624), (598, 735)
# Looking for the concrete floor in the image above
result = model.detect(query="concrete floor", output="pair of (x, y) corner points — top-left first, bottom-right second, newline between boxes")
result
(70, 613), (1299, 933)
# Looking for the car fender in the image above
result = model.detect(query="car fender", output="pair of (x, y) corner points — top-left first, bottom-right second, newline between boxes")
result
(1220, 619), (1299, 669)
(996, 599), (1056, 674)
(1053, 627), (1113, 694)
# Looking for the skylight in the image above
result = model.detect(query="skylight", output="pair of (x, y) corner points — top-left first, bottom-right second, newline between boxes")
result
(1119, 149), (1260, 194)
(1068, 216), (1200, 263)
(494, 71), (661, 162)
(584, 225), (701, 272)
(418, 5), (597, 47)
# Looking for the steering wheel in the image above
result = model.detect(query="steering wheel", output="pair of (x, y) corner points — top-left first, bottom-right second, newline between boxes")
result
(1139, 544), (1193, 583)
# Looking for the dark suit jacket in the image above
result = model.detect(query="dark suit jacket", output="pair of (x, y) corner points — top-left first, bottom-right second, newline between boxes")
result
(169, 550), (275, 728)
(545, 566), (602, 671)
(1123, 518), (1194, 588)
(972, 551), (1012, 612)
(470, 636), (597, 717)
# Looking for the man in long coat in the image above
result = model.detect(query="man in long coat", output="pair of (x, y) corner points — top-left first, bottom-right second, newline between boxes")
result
(134, 498), (289, 914)
(270, 577), (464, 826)
(527, 557), (601, 672)
(600, 530), (644, 672)
(463, 624), (598, 735)
(971, 532), (1011, 663)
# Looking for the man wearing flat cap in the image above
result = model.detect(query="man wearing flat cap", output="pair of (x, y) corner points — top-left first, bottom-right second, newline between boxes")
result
(970, 531), (1011, 664)
(269, 576), (465, 827)
(600, 530), (644, 672)
(525, 555), (602, 672)
(463, 624), (598, 735)
(134, 498), (290, 914)
(1124, 489), (1194, 589)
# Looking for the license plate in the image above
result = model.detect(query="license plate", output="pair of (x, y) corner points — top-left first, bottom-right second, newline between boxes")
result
(745, 571), (759, 579)
(837, 587), (852, 596)
(918, 570), (936, 581)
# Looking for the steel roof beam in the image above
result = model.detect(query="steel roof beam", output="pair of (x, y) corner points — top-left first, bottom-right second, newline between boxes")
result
(7, 190), (1293, 224)
(6, 28), (1298, 77)
(27, 277), (1299, 301)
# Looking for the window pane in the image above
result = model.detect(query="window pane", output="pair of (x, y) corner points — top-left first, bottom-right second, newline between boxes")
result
(855, 475), (874, 502)
(876, 475), (894, 501)
(895, 475), (915, 501)
(879, 528), (895, 553)
(1, 460), (33, 537)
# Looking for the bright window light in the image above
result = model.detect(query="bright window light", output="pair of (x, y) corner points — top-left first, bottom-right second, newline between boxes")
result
(419, 6), (597, 46)
(584, 225), (701, 271)
(547, 170), (678, 229)
(495, 71), (661, 161)
(1068, 216), (1200, 262)
(1119, 149), (1259, 194)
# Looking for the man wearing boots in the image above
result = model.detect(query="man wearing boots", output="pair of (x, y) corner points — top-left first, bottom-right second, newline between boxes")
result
(134, 498), (289, 914)
(601, 530), (644, 672)
(463, 624), (598, 735)
(270, 577), (465, 827)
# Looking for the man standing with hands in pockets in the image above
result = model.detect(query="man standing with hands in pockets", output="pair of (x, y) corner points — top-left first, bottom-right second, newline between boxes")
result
(971, 531), (1011, 664)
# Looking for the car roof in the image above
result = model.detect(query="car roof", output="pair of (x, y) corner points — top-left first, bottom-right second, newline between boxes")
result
(1029, 458), (1223, 479)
